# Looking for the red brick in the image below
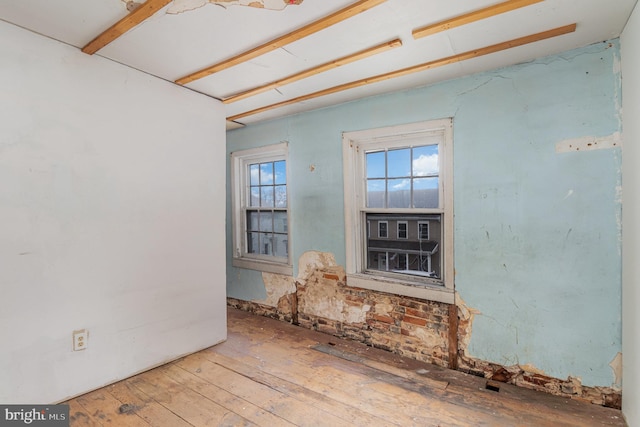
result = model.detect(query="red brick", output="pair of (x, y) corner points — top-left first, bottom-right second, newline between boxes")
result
(323, 273), (341, 281)
(372, 314), (394, 324)
(402, 315), (427, 326)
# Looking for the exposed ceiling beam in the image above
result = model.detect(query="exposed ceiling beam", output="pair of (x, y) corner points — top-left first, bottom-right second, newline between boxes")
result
(223, 38), (402, 104)
(82, 0), (173, 55)
(227, 23), (577, 122)
(175, 0), (388, 85)
(413, 0), (544, 40)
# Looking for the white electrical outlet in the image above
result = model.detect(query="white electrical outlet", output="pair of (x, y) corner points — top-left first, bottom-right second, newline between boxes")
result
(73, 329), (88, 351)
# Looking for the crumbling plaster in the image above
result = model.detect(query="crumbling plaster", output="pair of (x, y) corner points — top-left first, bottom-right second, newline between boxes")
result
(168, 0), (302, 14)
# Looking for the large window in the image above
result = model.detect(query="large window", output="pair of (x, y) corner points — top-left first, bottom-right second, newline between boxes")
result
(343, 119), (453, 303)
(231, 142), (291, 275)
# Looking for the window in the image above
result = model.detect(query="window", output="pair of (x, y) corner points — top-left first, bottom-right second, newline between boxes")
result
(418, 222), (429, 240)
(397, 221), (408, 239)
(378, 221), (388, 238)
(343, 119), (453, 303)
(231, 142), (291, 275)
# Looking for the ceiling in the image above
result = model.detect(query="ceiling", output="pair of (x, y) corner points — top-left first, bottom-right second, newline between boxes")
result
(1, 0), (637, 129)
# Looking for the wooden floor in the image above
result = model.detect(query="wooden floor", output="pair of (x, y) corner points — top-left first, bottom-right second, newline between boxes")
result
(65, 307), (626, 427)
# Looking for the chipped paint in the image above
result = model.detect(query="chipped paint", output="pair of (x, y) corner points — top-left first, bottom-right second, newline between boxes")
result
(455, 292), (481, 354)
(555, 132), (622, 153)
(609, 352), (622, 388)
(252, 271), (296, 307)
(297, 250), (337, 281)
(168, 0), (302, 14)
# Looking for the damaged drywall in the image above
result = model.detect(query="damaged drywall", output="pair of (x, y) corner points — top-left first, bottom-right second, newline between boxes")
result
(555, 132), (622, 153)
(168, 0), (302, 14)
(252, 271), (296, 307)
(296, 251), (369, 324)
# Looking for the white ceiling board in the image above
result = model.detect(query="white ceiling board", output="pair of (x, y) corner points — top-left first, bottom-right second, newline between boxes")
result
(98, 0), (354, 81)
(1, 0), (636, 126)
(0, 0), (127, 47)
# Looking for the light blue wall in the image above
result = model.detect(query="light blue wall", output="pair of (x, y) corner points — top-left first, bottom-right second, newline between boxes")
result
(226, 40), (622, 387)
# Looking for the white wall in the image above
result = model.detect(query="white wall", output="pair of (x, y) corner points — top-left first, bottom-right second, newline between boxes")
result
(0, 21), (227, 403)
(622, 3), (640, 425)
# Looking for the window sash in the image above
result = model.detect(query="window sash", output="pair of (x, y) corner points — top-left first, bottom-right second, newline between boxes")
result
(342, 119), (454, 303)
(231, 142), (291, 274)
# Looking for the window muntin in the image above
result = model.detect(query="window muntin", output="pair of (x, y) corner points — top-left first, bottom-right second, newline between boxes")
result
(343, 119), (453, 303)
(231, 143), (291, 274)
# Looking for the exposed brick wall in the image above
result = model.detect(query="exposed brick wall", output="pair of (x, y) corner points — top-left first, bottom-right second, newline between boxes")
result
(227, 263), (622, 409)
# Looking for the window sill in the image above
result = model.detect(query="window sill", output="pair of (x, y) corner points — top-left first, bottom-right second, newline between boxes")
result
(346, 273), (454, 304)
(232, 257), (293, 276)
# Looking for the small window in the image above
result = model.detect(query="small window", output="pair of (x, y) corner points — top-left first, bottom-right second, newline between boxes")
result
(343, 119), (454, 303)
(418, 222), (429, 240)
(378, 221), (388, 238)
(398, 221), (408, 239)
(231, 143), (291, 275)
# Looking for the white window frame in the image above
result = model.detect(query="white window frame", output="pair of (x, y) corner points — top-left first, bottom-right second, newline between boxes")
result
(378, 221), (388, 238)
(343, 119), (454, 304)
(231, 142), (292, 275)
(418, 221), (430, 240)
(397, 221), (408, 239)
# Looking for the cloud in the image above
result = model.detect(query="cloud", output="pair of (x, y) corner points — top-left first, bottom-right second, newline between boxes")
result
(392, 179), (410, 190)
(413, 154), (438, 176)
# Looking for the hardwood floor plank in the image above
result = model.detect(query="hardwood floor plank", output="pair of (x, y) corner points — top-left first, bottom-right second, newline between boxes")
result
(173, 353), (355, 427)
(75, 388), (150, 426)
(177, 352), (395, 427)
(67, 398), (101, 427)
(106, 379), (194, 427)
(128, 369), (255, 427)
(202, 340), (509, 426)
(160, 362), (295, 427)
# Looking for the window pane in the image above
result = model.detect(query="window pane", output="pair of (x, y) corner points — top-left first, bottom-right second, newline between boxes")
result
(259, 233), (273, 256)
(250, 187), (260, 207)
(275, 185), (287, 208)
(249, 164), (260, 186)
(260, 162), (274, 185)
(247, 231), (259, 254)
(387, 148), (410, 178)
(259, 211), (273, 232)
(366, 151), (385, 178)
(273, 234), (288, 258)
(413, 177), (439, 208)
(274, 161), (286, 185)
(246, 211), (259, 231)
(261, 186), (274, 207)
(413, 145), (439, 176)
(366, 213), (442, 281)
(274, 211), (287, 233)
(387, 179), (411, 208)
(367, 179), (385, 208)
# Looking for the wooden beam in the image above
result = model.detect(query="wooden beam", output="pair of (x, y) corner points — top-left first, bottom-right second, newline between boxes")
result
(448, 304), (459, 370)
(227, 23), (576, 122)
(176, 0), (388, 85)
(413, 0), (544, 40)
(82, 0), (173, 54)
(223, 39), (402, 104)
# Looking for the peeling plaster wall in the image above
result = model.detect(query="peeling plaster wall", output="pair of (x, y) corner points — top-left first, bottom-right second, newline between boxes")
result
(621, 3), (640, 424)
(227, 41), (622, 391)
(0, 21), (227, 403)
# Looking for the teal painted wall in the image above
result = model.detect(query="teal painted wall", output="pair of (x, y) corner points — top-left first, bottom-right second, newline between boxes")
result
(226, 40), (622, 387)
